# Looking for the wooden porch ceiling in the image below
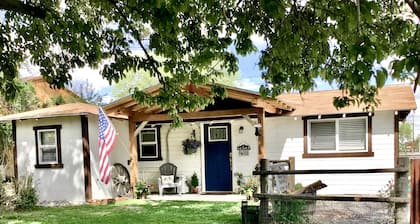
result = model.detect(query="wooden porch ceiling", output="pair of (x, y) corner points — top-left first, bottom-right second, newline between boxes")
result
(104, 84), (294, 122)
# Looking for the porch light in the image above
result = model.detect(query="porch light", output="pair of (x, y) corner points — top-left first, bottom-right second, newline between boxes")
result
(254, 124), (262, 136)
(254, 127), (260, 136)
(394, 111), (399, 115)
(317, 115), (321, 119)
(342, 114), (346, 118)
(239, 126), (244, 134)
(368, 112), (372, 116)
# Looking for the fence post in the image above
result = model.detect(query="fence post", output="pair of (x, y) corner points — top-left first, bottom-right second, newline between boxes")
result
(287, 156), (295, 192)
(259, 159), (271, 224)
(411, 159), (420, 224)
(395, 157), (409, 224)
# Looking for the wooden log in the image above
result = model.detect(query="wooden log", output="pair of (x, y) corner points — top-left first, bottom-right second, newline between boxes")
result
(291, 180), (327, 195)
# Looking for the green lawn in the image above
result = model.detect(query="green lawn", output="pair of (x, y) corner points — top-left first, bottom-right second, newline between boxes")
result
(0, 200), (242, 224)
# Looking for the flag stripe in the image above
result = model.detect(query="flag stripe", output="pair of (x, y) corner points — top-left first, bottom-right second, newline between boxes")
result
(98, 107), (117, 184)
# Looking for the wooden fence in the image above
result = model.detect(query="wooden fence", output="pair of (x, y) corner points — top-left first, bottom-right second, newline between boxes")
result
(412, 159), (420, 224)
(253, 158), (419, 224)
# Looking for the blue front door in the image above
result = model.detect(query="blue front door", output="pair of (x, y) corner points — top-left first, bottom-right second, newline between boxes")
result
(204, 123), (232, 192)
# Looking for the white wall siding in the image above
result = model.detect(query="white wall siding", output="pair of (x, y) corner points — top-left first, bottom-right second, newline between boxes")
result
(103, 111), (395, 195)
(230, 119), (259, 192)
(264, 112), (395, 195)
(16, 117), (85, 204)
(137, 123), (202, 192)
(88, 115), (130, 200)
(135, 119), (259, 193)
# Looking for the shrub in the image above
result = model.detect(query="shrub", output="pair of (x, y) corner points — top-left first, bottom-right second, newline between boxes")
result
(15, 175), (38, 210)
(0, 174), (6, 208)
(272, 199), (308, 224)
(191, 172), (199, 188)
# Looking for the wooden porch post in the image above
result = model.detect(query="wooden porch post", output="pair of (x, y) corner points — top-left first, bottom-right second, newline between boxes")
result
(411, 159), (420, 224)
(12, 120), (17, 179)
(257, 108), (265, 160)
(128, 116), (138, 196)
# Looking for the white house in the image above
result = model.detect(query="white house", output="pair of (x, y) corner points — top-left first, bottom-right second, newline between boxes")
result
(0, 84), (416, 203)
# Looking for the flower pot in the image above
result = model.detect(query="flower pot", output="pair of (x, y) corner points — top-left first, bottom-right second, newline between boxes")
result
(192, 187), (199, 193)
(136, 192), (147, 199)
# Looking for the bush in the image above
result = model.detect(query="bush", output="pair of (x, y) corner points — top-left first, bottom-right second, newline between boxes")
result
(191, 172), (199, 188)
(0, 174), (6, 208)
(272, 199), (308, 224)
(15, 175), (38, 210)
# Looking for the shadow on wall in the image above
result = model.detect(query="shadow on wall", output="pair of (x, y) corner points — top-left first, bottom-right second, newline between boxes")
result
(26, 141), (85, 204)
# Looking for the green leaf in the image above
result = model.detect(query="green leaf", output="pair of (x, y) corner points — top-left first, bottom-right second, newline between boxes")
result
(375, 69), (387, 88)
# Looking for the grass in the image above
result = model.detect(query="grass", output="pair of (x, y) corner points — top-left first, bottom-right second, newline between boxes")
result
(0, 200), (242, 224)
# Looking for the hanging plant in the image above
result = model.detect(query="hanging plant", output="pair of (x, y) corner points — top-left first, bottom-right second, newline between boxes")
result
(182, 129), (201, 155)
(182, 138), (201, 154)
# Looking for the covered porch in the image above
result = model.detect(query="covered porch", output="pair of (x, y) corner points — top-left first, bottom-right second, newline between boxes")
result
(104, 84), (293, 194)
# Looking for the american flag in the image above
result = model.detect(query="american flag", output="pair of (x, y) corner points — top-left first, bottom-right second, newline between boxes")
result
(98, 107), (117, 184)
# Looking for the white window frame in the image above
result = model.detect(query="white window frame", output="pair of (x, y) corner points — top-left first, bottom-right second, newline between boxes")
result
(308, 117), (368, 153)
(37, 129), (59, 164)
(208, 126), (228, 142)
(139, 127), (159, 159)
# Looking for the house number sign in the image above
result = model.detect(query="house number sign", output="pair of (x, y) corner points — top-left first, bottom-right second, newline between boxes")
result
(237, 144), (251, 156)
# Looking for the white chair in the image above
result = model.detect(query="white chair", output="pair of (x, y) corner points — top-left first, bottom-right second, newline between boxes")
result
(158, 163), (184, 196)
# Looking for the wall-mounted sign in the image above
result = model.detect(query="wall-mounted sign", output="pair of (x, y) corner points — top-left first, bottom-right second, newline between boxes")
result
(237, 143), (251, 156)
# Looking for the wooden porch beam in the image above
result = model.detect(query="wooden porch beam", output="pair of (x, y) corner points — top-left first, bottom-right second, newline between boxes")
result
(12, 120), (17, 179)
(121, 101), (139, 110)
(123, 104), (147, 114)
(105, 97), (134, 113)
(258, 108), (265, 160)
(133, 108), (261, 122)
(252, 99), (280, 114)
(128, 116), (138, 196)
(134, 121), (148, 136)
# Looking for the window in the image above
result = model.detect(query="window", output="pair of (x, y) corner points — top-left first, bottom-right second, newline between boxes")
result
(303, 114), (373, 158)
(138, 127), (162, 161)
(33, 125), (63, 168)
(208, 126), (228, 142)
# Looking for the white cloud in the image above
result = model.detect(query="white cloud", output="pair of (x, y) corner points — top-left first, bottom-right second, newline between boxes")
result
(235, 78), (261, 91)
(250, 34), (266, 49)
(71, 66), (111, 91)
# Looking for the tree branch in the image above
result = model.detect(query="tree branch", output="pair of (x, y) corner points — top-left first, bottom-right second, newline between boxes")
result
(107, 0), (165, 86)
(405, 0), (420, 21)
(0, 0), (46, 19)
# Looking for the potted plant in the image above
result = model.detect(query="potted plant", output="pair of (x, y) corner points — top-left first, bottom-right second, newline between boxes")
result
(240, 177), (258, 200)
(135, 180), (153, 199)
(182, 138), (201, 154)
(190, 172), (199, 193)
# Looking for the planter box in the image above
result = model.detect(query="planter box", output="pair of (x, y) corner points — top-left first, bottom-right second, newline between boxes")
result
(241, 200), (259, 224)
